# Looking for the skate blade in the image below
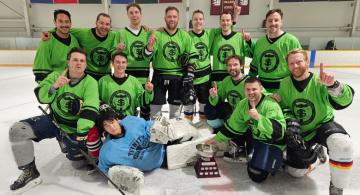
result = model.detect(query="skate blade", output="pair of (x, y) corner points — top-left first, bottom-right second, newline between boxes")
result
(222, 157), (248, 164)
(12, 177), (42, 195)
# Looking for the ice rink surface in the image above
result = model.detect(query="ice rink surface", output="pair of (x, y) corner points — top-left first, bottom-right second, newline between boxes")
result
(0, 67), (359, 195)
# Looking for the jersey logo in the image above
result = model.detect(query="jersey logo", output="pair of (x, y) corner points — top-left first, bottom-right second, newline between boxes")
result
(260, 49), (279, 73)
(163, 41), (180, 62)
(109, 90), (132, 117)
(226, 90), (242, 108)
(128, 135), (150, 160)
(90, 47), (111, 67)
(292, 98), (316, 125)
(217, 44), (235, 64)
(130, 41), (145, 61)
(195, 42), (208, 62)
(56, 92), (82, 116)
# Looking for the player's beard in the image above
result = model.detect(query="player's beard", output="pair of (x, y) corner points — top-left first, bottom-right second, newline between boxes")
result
(291, 66), (307, 80)
(229, 69), (240, 78)
(166, 21), (178, 31)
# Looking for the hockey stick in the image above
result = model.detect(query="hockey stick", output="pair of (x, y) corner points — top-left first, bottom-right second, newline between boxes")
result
(38, 106), (125, 195)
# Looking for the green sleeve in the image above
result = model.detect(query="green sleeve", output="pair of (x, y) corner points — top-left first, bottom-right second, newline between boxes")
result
(77, 80), (99, 134)
(328, 83), (354, 108)
(252, 101), (285, 142)
(34, 72), (59, 104)
(69, 28), (87, 39)
(33, 41), (52, 78)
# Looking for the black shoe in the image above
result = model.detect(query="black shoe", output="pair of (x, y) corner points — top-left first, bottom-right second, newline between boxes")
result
(330, 181), (343, 195)
(223, 141), (248, 163)
(10, 160), (42, 193)
(314, 144), (328, 163)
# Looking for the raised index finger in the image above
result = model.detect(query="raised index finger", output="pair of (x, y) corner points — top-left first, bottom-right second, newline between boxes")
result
(250, 99), (256, 109)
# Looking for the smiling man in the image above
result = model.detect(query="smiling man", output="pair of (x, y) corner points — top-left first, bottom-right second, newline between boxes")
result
(33, 9), (79, 83)
(249, 9), (301, 92)
(9, 48), (99, 194)
(276, 49), (354, 195)
(145, 6), (197, 119)
(206, 77), (286, 183)
(42, 13), (117, 81)
(113, 3), (153, 120)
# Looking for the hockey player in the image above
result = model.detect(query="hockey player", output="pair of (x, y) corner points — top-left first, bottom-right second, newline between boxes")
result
(206, 55), (251, 162)
(42, 13), (117, 81)
(114, 3), (153, 120)
(210, 9), (253, 82)
(145, 6), (198, 119)
(206, 77), (286, 183)
(9, 48), (99, 194)
(97, 105), (164, 193)
(249, 8), (301, 92)
(183, 4), (240, 122)
(33, 9), (79, 83)
(97, 104), (199, 193)
(274, 49), (354, 195)
(98, 51), (153, 119)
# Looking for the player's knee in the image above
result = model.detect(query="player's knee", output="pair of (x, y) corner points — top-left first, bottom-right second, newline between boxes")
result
(326, 133), (353, 161)
(285, 165), (307, 178)
(247, 165), (269, 183)
(9, 122), (34, 142)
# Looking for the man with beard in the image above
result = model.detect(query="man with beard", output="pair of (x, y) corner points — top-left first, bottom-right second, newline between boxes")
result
(249, 9), (301, 92)
(33, 9), (79, 83)
(145, 6), (197, 119)
(114, 3), (153, 120)
(274, 49), (354, 195)
(42, 13), (116, 81)
(206, 77), (286, 183)
(207, 55), (251, 163)
(9, 48), (99, 194)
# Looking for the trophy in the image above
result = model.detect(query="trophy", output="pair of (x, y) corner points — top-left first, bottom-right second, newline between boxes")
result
(194, 143), (220, 178)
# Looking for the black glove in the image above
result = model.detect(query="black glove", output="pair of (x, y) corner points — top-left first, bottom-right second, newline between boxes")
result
(285, 119), (306, 150)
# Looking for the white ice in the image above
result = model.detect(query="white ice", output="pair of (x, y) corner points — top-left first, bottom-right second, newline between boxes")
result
(0, 67), (359, 195)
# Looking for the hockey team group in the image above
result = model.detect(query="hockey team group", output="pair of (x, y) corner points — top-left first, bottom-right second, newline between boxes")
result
(8, 2), (354, 195)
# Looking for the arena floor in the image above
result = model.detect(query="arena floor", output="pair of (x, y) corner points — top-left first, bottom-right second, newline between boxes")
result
(0, 67), (359, 195)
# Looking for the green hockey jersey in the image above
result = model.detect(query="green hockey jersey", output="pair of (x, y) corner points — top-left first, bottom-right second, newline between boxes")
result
(34, 72), (99, 134)
(114, 27), (152, 84)
(33, 32), (79, 82)
(98, 74), (154, 117)
(70, 28), (117, 79)
(209, 75), (249, 109)
(146, 28), (197, 77)
(278, 73), (354, 141)
(215, 94), (286, 150)
(249, 32), (301, 92)
(210, 31), (252, 81)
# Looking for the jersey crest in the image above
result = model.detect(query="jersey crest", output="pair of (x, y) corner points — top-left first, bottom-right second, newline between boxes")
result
(162, 41), (180, 62)
(130, 41), (145, 61)
(226, 90), (242, 108)
(195, 42), (208, 62)
(90, 47), (111, 67)
(56, 92), (82, 116)
(128, 135), (150, 160)
(217, 44), (235, 64)
(109, 90), (132, 116)
(260, 49), (279, 73)
(292, 98), (316, 125)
